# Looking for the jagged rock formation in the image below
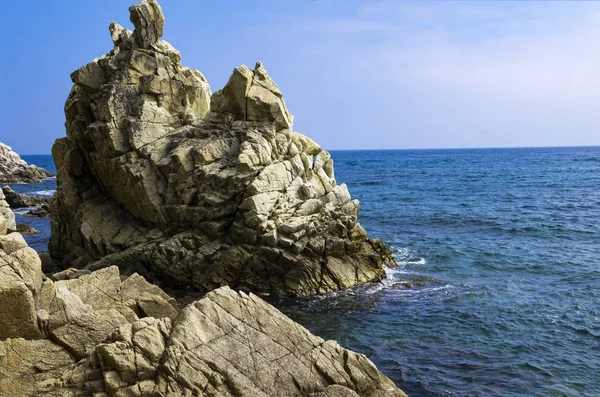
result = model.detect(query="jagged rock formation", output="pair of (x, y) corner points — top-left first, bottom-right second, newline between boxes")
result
(61, 287), (406, 397)
(0, 142), (53, 183)
(0, 226), (407, 396)
(2, 186), (50, 208)
(0, 242), (179, 346)
(50, 0), (395, 297)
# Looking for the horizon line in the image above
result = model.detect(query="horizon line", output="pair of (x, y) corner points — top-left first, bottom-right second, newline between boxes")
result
(327, 144), (600, 152)
(18, 144), (600, 156)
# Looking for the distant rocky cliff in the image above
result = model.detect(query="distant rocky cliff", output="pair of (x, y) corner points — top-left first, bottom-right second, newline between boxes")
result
(0, 142), (53, 183)
(50, 0), (395, 296)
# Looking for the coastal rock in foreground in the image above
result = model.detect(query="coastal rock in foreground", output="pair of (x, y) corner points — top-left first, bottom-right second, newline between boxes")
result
(51, 0), (395, 297)
(61, 286), (406, 397)
(0, 142), (53, 183)
(0, 229), (407, 396)
(0, 189), (16, 232)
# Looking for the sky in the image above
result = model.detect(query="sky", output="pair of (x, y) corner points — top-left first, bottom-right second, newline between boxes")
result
(1, 0), (600, 154)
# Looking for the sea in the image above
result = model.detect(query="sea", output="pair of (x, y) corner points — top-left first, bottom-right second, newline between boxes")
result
(10, 147), (600, 397)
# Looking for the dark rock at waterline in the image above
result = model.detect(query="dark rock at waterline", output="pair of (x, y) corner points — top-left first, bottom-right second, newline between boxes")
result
(25, 203), (51, 218)
(2, 186), (50, 208)
(16, 223), (39, 235)
(392, 280), (431, 289)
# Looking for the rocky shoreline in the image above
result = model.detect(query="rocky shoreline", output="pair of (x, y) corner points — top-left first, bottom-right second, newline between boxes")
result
(0, 0), (408, 395)
(0, 202), (406, 396)
(0, 142), (53, 184)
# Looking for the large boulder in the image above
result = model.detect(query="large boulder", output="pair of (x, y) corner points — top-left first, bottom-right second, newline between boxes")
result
(0, 189), (16, 232)
(0, 232), (182, 396)
(0, 338), (76, 397)
(59, 287), (407, 397)
(50, 0), (396, 297)
(0, 142), (53, 183)
(0, 233), (180, 356)
(0, 240), (43, 340)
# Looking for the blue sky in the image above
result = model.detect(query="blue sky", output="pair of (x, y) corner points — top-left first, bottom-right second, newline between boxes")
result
(2, 0), (600, 154)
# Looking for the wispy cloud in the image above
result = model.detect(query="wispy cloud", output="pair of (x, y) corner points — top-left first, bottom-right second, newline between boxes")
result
(259, 1), (600, 148)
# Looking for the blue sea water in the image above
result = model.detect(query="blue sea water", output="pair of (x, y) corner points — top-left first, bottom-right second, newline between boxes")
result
(6, 155), (57, 252)
(11, 148), (600, 396)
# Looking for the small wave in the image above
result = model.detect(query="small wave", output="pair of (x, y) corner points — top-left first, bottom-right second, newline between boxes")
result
(399, 258), (427, 266)
(399, 284), (452, 293)
(357, 181), (383, 186)
(521, 362), (554, 378)
(506, 226), (540, 233)
(569, 325), (600, 339)
(380, 265), (448, 295)
(574, 157), (600, 163)
(392, 246), (427, 267)
(383, 265), (407, 279)
(30, 190), (56, 196)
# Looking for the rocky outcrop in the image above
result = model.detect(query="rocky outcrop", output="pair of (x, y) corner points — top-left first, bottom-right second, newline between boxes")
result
(50, 0), (395, 297)
(16, 224), (40, 235)
(26, 203), (51, 218)
(0, 189), (16, 232)
(0, 228), (407, 396)
(0, 229), (180, 396)
(0, 232), (43, 340)
(0, 244), (179, 346)
(0, 142), (53, 183)
(2, 186), (50, 208)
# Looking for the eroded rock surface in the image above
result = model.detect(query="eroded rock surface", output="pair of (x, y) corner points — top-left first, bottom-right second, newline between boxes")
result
(0, 142), (53, 183)
(0, 225), (407, 396)
(51, 0), (395, 297)
(0, 228), (182, 396)
(0, 188), (16, 232)
(61, 287), (406, 397)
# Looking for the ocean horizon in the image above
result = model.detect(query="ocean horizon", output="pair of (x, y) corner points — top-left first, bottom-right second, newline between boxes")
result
(15, 144), (600, 157)
(12, 146), (600, 396)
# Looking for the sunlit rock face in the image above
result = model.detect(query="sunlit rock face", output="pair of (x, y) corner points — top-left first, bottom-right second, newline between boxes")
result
(50, 0), (395, 297)
(0, 142), (53, 184)
(0, 234), (406, 397)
